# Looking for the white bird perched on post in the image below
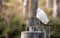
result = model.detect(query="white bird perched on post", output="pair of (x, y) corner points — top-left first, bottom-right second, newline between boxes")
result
(36, 8), (49, 24)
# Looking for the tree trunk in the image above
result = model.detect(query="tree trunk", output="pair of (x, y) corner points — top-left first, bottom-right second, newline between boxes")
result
(53, 0), (60, 18)
(0, 0), (2, 13)
(29, 0), (38, 18)
(4, 33), (8, 38)
(46, 0), (53, 8)
(23, 0), (38, 18)
(23, 0), (29, 18)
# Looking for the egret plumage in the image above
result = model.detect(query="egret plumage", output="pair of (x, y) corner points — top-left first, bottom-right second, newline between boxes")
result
(36, 8), (49, 24)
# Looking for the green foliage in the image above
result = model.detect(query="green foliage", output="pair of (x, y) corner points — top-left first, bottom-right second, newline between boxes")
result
(0, 15), (26, 38)
(2, 0), (60, 38)
(48, 18), (60, 25)
(3, 0), (13, 3)
(2, 1), (26, 37)
(47, 18), (60, 37)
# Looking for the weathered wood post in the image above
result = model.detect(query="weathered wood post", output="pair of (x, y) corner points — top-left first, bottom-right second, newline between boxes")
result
(21, 0), (44, 38)
(44, 26), (50, 38)
(53, 0), (60, 18)
(21, 31), (44, 38)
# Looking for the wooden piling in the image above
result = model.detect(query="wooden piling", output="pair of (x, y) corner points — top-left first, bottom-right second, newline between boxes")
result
(21, 31), (44, 38)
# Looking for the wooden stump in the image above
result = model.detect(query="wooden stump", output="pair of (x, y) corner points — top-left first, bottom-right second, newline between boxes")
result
(21, 31), (44, 38)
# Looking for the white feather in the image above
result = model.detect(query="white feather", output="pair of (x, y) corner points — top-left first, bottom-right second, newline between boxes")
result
(36, 8), (49, 24)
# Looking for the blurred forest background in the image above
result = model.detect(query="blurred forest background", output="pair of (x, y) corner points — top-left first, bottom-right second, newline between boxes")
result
(0, 0), (60, 38)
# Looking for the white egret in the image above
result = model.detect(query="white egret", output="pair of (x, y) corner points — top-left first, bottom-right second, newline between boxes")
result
(36, 8), (49, 24)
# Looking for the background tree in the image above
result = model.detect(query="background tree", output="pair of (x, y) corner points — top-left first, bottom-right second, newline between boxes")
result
(46, 0), (53, 8)
(53, 0), (60, 18)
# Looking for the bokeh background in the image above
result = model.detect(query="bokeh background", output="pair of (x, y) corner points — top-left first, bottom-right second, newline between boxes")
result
(0, 0), (60, 38)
